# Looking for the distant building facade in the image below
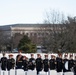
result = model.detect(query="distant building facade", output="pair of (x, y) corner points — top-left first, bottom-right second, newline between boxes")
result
(0, 24), (66, 47)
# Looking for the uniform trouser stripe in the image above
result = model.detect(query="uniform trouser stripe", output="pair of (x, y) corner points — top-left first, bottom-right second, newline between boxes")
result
(3, 71), (4, 75)
(8, 71), (10, 75)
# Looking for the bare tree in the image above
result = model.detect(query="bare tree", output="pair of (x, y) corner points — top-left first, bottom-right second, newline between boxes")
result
(0, 30), (11, 51)
(42, 9), (68, 53)
(43, 9), (76, 53)
(43, 9), (66, 24)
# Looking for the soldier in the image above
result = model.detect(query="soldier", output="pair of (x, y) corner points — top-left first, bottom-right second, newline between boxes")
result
(28, 54), (35, 70)
(56, 53), (63, 73)
(36, 54), (43, 75)
(49, 55), (56, 70)
(22, 56), (29, 75)
(22, 56), (28, 71)
(68, 54), (74, 71)
(43, 54), (49, 72)
(63, 54), (69, 72)
(16, 50), (23, 69)
(0, 53), (7, 71)
(73, 56), (76, 75)
(7, 54), (15, 71)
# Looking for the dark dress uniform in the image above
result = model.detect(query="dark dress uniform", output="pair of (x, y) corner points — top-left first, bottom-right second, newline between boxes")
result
(49, 59), (56, 70)
(56, 57), (63, 72)
(16, 54), (23, 69)
(22, 57), (28, 71)
(28, 58), (35, 70)
(0, 57), (7, 70)
(74, 60), (76, 75)
(63, 59), (69, 72)
(36, 58), (43, 75)
(68, 59), (74, 71)
(7, 58), (15, 71)
(43, 59), (49, 72)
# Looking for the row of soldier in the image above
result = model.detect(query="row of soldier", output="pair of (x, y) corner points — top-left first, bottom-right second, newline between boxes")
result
(0, 52), (76, 75)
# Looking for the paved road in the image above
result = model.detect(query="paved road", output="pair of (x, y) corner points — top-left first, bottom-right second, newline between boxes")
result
(0, 69), (74, 75)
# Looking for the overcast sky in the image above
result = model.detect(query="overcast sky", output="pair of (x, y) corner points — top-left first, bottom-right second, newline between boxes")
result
(0, 0), (76, 26)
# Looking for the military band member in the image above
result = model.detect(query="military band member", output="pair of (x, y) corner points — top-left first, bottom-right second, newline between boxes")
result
(22, 56), (28, 71)
(43, 54), (49, 72)
(0, 53), (7, 71)
(68, 54), (74, 71)
(7, 54), (15, 71)
(74, 56), (76, 75)
(36, 54), (43, 75)
(16, 50), (23, 69)
(63, 54), (69, 72)
(28, 54), (35, 70)
(49, 55), (56, 70)
(56, 53), (63, 72)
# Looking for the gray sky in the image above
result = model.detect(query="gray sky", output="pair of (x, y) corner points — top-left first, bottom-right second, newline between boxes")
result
(0, 0), (76, 25)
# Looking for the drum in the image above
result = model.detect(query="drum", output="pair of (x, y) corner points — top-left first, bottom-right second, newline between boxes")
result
(65, 61), (68, 70)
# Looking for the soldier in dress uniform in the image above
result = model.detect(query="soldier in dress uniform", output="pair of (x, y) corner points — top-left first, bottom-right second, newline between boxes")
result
(36, 54), (43, 75)
(43, 54), (49, 72)
(0, 53), (7, 71)
(74, 56), (76, 75)
(56, 53), (63, 73)
(16, 50), (23, 69)
(68, 54), (74, 71)
(49, 55), (56, 70)
(63, 53), (69, 72)
(7, 54), (15, 71)
(22, 56), (28, 71)
(28, 54), (35, 70)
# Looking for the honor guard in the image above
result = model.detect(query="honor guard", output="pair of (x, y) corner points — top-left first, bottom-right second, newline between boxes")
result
(43, 54), (49, 72)
(22, 56), (28, 71)
(63, 54), (69, 72)
(28, 54), (35, 70)
(68, 54), (74, 71)
(16, 50), (23, 69)
(56, 53), (63, 72)
(49, 55), (56, 70)
(74, 56), (76, 75)
(7, 54), (15, 71)
(0, 53), (7, 71)
(36, 54), (43, 75)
